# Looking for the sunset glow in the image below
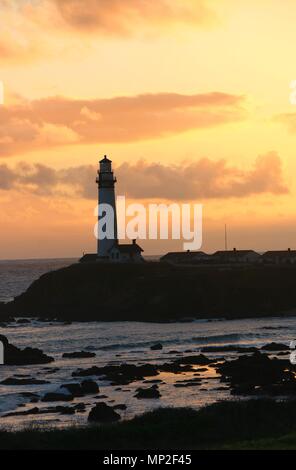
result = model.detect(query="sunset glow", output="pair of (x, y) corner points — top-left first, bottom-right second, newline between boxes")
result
(1, 0), (296, 258)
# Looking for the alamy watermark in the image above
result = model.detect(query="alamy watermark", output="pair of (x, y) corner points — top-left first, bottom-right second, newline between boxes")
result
(0, 340), (4, 365)
(94, 196), (203, 250)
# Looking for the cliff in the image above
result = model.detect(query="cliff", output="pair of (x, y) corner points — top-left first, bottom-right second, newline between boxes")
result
(3, 262), (296, 322)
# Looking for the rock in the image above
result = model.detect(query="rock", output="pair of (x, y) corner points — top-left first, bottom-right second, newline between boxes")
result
(60, 383), (83, 397)
(55, 406), (76, 415)
(3, 403), (87, 418)
(0, 334), (54, 366)
(3, 407), (40, 417)
(158, 362), (193, 373)
(81, 380), (99, 394)
(217, 351), (295, 395)
(113, 404), (127, 410)
(60, 380), (99, 397)
(261, 342), (289, 351)
(150, 343), (163, 350)
(231, 384), (257, 395)
(135, 385), (161, 399)
(16, 319), (30, 324)
(1, 377), (50, 385)
(62, 351), (96, 359)
(174, 354), (211, 366)
(174, 378), (201, 388)
(88, 403), (121, 423)
(72, 363), (159, 385)
(74, 403), (86, 412)
(41, 392), (73, 402)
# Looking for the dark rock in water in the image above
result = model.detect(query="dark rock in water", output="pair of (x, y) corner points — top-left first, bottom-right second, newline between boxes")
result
(231, 384), (257, 395)
(60, 383), (84, 397)
(261, 342), (289, 351)
(74, 403), (86, 412)
(62, 351), (96, 359)
(55, 406), (76, 415)
(88, 403), (121, 423)
(1, 377), (50, 386)
(113, 404), (127, 410)
(72, 363), (159, 385)
(0, 302), (13, 322)
(81, 380), (99, 394)
(16, 318), (30, 324)
(41, 392), (73, 402)
(174, 377), (201, 388)
(135, 385), (161, 399)
(0, 334), (54, 366)
(217, 351), (296, 396)
(150, 343), (163, 350)
(158, 362), (193, 373)
(60, 380), (99, 397)
(3, 407), (40, 417)
(3, 403), (86, 418)
(174, 354), (211, 366)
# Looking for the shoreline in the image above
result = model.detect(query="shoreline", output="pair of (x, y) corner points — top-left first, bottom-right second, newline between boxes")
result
(1, 400), (296, 450)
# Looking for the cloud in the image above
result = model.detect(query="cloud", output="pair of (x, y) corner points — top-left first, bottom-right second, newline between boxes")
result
(0, 91), (246, 156)
(51, 0), (216, 34)
(116, 152), (288, 199)
(0, 152), (288, 200)
(0, 0), (216, 62)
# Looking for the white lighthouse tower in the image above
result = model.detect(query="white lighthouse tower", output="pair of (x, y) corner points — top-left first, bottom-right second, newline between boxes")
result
(96, 155), (118, 258)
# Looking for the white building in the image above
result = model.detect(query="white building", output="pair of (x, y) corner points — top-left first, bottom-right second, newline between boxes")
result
(94, 155), (144, 263)
(96, 155), (118, 258)
(108, 239), (144, 263)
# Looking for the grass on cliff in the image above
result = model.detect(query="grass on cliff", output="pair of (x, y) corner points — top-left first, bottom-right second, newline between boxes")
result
(2, 399), (296, 450)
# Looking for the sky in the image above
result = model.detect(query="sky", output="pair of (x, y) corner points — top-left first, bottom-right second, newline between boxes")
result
(1, 0), (296, 259)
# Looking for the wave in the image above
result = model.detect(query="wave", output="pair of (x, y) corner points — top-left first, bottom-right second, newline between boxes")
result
(97, 331), (262, 351)
(191, 332), (260, 344)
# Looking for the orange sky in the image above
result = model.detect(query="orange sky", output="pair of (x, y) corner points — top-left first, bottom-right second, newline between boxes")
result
(1, 0), (296, 259)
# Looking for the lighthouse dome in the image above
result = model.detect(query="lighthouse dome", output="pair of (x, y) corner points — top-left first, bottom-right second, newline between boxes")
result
(99, 155), (112, 172)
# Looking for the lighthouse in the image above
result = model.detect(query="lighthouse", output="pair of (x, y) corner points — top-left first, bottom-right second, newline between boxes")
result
(79, 155), (144, 264)
(96, 155), (118, 258)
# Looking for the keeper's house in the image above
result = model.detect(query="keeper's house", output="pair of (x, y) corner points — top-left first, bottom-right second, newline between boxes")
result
(212, 248), (261, 264)
(262, 249), (296, 265)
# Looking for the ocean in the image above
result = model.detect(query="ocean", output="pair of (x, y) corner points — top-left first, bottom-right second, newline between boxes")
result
(0, 258), (295, 429)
